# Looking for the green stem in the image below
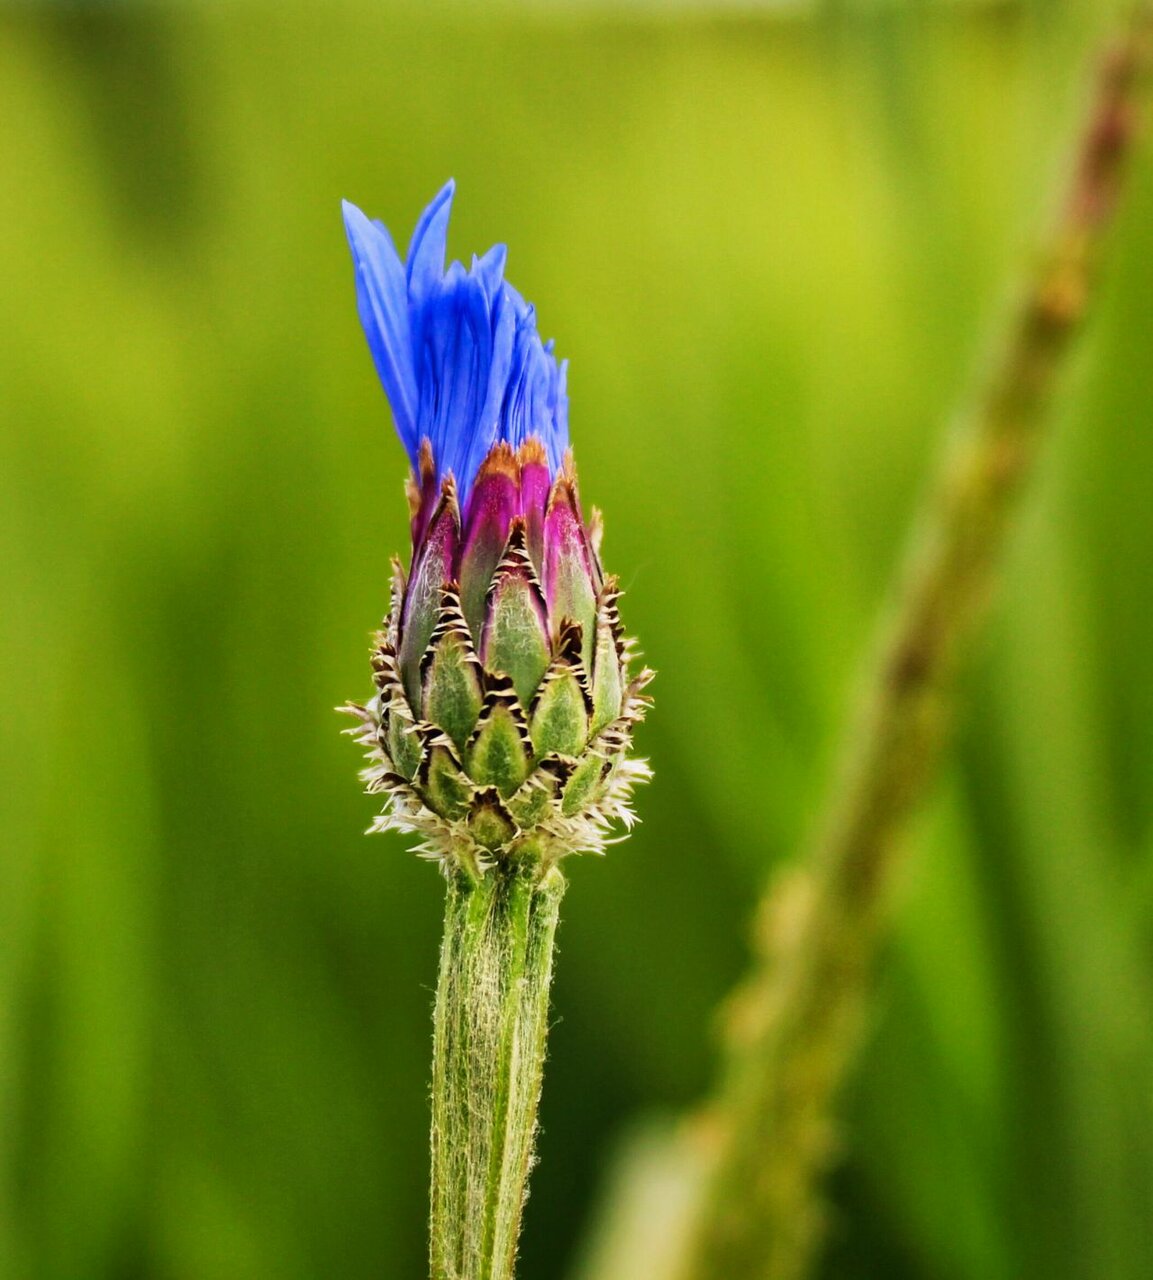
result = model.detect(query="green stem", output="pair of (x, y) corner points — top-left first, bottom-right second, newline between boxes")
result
(430, 861), (566, 1280)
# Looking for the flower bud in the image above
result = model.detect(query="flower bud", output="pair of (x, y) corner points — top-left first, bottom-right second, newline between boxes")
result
(342, 183), (651, 874)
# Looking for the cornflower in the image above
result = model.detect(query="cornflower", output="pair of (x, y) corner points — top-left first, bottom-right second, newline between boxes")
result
(342, 182), (651, 1280)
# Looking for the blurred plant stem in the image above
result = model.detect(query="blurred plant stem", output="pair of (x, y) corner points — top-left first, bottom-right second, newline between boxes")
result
(677, 14), (1153, 1280)
(580, 12), (1153, 1280)
(430, 863), (565, 1280)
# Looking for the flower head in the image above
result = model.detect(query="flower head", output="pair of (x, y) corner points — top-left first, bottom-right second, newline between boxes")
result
(342, 184), (651, 875)
(342, 180), (568, 501)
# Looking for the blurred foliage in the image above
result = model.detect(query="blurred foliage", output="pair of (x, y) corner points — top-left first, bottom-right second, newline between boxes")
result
(1, 3), (1151, 1278)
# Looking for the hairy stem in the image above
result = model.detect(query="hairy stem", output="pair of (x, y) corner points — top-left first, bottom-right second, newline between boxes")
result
(430, 861), (566, 1280)
(674, 15), (1153, 1280)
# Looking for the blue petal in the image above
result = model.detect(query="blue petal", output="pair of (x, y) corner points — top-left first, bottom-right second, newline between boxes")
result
(342, 199), (419, 456)
(549, 360), (569, 471)
(406, 179), (455, 308)
(418, 264), (495, 486)
(470, 243), (508, 305)
(459, 281), (516, 489)
(502, 309), (549, 449)
(344, 182), (570, 500)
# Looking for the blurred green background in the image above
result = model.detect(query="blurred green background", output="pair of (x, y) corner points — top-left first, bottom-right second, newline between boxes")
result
(2, 2), (1152, 1277)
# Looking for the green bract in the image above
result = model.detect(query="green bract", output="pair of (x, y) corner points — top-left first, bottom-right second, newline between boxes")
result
(346, 442), (651, 878)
